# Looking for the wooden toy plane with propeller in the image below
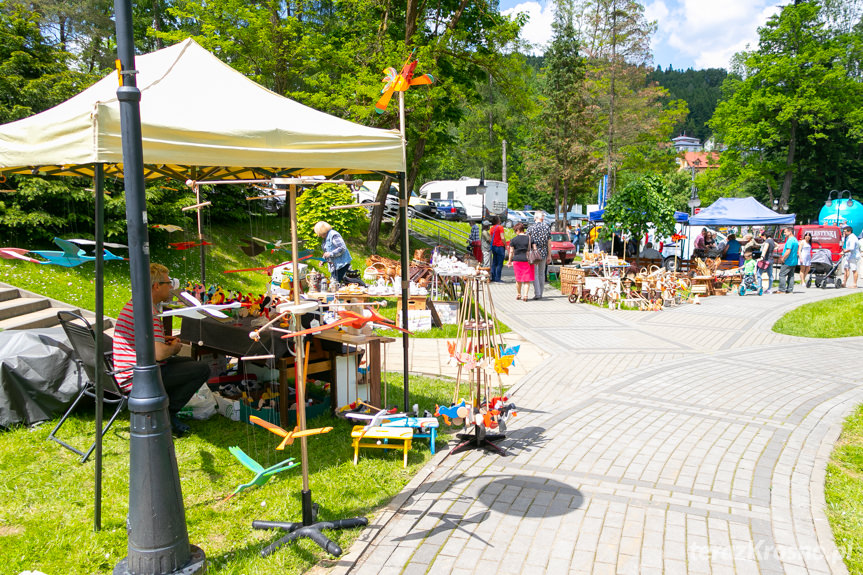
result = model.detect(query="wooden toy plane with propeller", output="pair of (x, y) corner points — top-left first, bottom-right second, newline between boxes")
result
(279, 307), (411, 339)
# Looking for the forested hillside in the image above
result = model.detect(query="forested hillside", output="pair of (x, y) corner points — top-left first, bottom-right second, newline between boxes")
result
(647, 67), (727, 143)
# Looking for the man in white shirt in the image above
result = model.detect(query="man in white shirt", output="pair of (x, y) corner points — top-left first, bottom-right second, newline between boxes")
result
(842, 226), (859, 288)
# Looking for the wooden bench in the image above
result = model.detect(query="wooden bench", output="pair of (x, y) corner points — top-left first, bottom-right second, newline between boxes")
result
(350, 425), (413, 468)
(381, 417), (439, 454)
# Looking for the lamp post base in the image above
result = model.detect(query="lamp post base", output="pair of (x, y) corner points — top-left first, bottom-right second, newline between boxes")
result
(114, 545), (206, 575)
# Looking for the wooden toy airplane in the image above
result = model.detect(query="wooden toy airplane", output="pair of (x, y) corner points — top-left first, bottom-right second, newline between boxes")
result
(169, 240), (213, 250)
(31, 237), (124, 267)
(150, 224), (184, 232)
(249, 415), (333, 450)
(279, 307), (411, 339)
(435, 400), (469, 426)
(225, 446), (298, 500)
(158, 291), (243, 320)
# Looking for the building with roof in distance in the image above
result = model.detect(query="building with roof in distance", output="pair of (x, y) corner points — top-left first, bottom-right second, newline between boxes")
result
(671, 134), (702, 152)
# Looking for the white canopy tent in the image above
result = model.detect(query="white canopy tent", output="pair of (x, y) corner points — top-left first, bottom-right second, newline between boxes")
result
(0, 38), (404, 179)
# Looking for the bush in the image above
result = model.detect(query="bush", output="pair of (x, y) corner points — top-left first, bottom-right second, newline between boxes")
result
(296, 183), (365, 249)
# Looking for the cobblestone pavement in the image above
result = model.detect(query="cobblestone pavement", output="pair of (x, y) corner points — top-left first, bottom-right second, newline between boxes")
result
(315, 279), (862, 575)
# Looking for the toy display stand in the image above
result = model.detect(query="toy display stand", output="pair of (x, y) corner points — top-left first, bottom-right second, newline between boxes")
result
(252, 182), (367, 557)
(444, 273), (510, 457)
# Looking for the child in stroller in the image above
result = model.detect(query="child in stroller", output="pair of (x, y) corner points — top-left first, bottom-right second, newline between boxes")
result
(738, 250), (762, 296)
(808, 248), (843, 288)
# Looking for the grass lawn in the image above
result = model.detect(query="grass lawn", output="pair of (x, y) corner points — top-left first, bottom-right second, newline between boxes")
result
(825, 403), (863, 573)
(772, 293), (863, 338)
(0, 375), (457, 575)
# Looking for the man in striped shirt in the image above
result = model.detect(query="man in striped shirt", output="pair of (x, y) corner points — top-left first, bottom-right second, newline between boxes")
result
(113, 263), (209, 436)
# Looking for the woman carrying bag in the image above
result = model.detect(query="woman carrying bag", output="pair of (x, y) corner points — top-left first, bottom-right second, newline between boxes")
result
(507, 223), (535, 300)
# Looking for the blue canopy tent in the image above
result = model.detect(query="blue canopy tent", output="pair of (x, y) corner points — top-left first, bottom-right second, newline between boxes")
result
(588, 209), (690, 223)
(689, 197), (795, 226)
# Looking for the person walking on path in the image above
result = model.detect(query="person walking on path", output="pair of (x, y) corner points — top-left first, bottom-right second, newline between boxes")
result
(777, 226), (798, 293)
(506, 223), (534, 300)
(757, 229), (776, 293)
(490, 216), (506, 282)
(480, 220), (492, 268)
(798, 232), (812, 288)
(468, 221), (482, 262)
(527, 212), (551, 299)
(842, 225), (859, 288)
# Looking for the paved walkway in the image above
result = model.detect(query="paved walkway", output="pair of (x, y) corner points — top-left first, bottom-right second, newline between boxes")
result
(316, 276), (862, 575)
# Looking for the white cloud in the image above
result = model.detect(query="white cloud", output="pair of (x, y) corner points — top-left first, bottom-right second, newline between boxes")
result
(656, 0), (782, 69)
(502, 0), (557, 55)
(501, 0), (782, 70)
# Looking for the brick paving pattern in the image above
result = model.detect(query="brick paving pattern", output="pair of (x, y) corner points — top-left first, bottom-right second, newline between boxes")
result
(313, 279), (860, 575)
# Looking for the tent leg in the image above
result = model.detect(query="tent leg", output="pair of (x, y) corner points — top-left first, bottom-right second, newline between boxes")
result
(94, 163), (104, 532)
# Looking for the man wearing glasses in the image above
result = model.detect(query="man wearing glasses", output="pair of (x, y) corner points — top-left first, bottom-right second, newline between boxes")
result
(112, 263), (210, 435)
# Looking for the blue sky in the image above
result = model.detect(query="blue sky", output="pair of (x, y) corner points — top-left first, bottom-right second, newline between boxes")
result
(499, 0), (783, 70)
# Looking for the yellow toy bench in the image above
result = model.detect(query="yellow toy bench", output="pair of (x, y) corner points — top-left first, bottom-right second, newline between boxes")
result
(350, 425), (413, 468)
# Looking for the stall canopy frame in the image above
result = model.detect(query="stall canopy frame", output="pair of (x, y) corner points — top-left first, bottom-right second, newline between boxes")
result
(688, 197), (796, 226)
(0, 38), (409, 530)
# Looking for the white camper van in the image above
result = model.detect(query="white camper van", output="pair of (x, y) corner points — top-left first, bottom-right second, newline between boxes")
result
(418, 177), (508, 223)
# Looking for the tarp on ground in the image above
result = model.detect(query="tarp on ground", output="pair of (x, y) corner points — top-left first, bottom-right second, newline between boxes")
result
(0, 38), (404, 180)
(0, 328), (80, 428)
(588, 209), (690, 223)
(689, 197), (795, 226)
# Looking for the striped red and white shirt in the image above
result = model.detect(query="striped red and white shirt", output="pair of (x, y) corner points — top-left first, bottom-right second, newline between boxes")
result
(112, 299), (165, 389)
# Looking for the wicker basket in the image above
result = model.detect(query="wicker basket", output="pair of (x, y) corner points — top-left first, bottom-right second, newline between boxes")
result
(560, 266), (585, 283)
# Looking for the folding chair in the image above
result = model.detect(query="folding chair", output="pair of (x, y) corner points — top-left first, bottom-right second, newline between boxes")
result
(48, 311), (129, 463)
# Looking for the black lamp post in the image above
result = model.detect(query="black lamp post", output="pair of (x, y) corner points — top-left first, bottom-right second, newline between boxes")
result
(112, 0), (205, 573)
(477, 168), (488, 220)
(825, 190), (853, 227)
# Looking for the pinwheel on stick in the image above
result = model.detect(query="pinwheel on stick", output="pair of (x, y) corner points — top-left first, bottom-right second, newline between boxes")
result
(375, 52), (435, 115)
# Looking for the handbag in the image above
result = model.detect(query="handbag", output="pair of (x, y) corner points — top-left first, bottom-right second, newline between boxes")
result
(527, 243), (543, 264)
(756, 259), (770, 270)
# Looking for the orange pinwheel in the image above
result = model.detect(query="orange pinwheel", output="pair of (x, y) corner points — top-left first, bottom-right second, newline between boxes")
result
(375, 52), (434, 114)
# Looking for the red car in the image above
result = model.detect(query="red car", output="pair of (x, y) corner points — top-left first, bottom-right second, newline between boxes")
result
(774, 225), (843, 264)
(549, 232), (578, 264)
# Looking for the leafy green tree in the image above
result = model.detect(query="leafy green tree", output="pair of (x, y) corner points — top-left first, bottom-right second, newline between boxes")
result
(0, 4), (99, 123)
(528, 0), (600, 223)
(295, 183), (365, 250)
(601, 174), (676, 249)
(710, 1), (861, 214)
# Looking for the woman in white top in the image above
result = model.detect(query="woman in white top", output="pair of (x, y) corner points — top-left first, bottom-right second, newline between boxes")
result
(799, 232), (812, 287)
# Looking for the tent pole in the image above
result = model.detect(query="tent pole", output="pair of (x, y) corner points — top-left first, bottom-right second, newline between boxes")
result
(196, 183), (205, 284)
(93, 163), (104, 532)
(112, 0), (204, 571)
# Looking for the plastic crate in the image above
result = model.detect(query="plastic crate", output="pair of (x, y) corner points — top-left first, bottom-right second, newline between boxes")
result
(241, 396), (331, 427)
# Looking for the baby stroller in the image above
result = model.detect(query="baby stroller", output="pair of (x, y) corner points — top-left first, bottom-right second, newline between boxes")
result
(738, 272), (762, 296)
(808, 248), (842, 288)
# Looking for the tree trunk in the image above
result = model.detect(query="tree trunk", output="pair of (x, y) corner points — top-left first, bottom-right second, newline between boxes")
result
(153, 0), (164, 49)
(366, 175), (393, 253)
(553, 179), (560, 229)
(778, 118), (797, 213)
(405, 0), (419, 41)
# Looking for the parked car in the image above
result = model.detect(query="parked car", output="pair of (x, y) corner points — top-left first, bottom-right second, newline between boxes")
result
(434, 199), (469, 221)
(505, 209), (531, 227)
(549, 232), (578, 264)
(523, 209), (552, 223)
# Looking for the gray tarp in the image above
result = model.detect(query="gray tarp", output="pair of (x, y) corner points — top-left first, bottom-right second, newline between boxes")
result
(0, 328), (80, 428)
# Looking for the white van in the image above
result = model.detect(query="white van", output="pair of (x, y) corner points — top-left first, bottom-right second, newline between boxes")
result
(418, 177), (508, 222)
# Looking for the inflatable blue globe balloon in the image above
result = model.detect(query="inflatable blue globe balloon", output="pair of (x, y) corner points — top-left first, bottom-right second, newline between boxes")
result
(819, 198), (863, 235)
